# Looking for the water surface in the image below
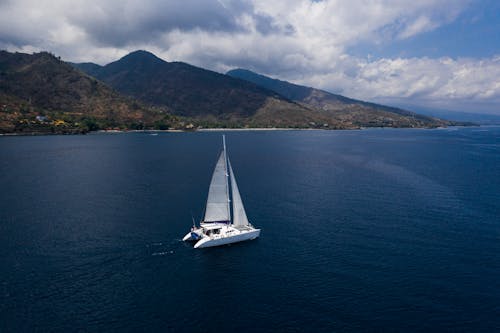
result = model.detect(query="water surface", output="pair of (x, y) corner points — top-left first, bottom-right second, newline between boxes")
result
(1, 127), (499, 331)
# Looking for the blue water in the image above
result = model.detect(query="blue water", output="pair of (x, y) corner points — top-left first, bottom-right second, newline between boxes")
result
(0, 127), (499, 332)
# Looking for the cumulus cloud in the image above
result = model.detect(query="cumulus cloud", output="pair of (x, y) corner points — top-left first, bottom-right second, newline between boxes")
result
(299, 56), (500, 112)
(0, 0), (498, 113)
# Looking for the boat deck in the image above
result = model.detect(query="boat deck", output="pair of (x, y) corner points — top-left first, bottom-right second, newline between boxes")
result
(235, 225), (254, 231)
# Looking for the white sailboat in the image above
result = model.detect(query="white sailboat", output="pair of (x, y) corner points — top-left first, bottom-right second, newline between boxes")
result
(182, 135), (260, 248)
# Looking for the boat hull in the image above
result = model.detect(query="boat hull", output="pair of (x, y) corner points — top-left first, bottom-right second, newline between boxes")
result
(194, 228), (260, 249)
(182, 229), (203, 242)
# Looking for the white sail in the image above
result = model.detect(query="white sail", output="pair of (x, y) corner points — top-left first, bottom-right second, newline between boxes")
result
(229, 159), (249, 227)
(204, 151), (230, 222)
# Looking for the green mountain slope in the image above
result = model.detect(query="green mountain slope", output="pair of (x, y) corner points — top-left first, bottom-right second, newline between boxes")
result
(0, 49), (456, 134)
(0, 51), (175, 133)
(77, 50), (333, 128)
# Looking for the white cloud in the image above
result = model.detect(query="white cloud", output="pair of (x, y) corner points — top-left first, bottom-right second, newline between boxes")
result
(0, 0), (498, 113)
(397, 15), (437, 39)
(300, 55), (500, 113)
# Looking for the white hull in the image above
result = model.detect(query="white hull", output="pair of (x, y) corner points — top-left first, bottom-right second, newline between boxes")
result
(194, 228), (260, 248)
(182, 229), (203, 242)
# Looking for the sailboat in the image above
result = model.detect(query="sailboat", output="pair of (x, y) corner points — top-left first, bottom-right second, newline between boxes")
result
(182, 135), (260, 248)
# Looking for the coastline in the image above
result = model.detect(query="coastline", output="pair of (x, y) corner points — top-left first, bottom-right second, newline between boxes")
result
(197, 127), (320, 131)
(0, 124), (483, 136)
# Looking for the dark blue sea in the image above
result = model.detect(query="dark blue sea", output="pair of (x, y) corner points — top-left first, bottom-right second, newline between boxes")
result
(1, 127), (499, 332)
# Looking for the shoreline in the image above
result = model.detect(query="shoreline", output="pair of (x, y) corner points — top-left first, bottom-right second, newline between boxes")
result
(197, 127), (321, 131)
(0, 124), (484, 136)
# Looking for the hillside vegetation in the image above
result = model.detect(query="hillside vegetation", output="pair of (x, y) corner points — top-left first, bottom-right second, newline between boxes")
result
(0, 50), (457, 134)
(227, 69), (452, 128)
(0, 51), (176, 133)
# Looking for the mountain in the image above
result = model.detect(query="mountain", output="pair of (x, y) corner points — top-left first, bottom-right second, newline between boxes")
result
(74, 50), (451, 129)
(227, 68), (453, 128)
(70, 62), (102, 77)
(1, 49), (456, 134)
(74, 51), (339, 128)
(0, 51), (175, 133)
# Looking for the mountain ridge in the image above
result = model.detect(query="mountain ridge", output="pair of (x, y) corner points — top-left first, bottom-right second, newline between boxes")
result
(74, 50), (453, 128)
(74, 50), (337, 128)
(1, 49), (458, 133)
(227, 68), (451, 128)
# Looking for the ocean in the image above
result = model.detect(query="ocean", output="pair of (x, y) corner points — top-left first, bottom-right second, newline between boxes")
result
(0, 127), (499, 331)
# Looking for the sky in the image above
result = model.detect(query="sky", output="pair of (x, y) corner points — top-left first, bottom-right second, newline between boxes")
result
(0, 0), (499, 114)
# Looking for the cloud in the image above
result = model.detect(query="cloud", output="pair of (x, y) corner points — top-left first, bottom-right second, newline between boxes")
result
(297, 56), (500, 112)
(397, 15), (438, 39)
(0, 0), (498, 113)
(67, 0), (255, 47)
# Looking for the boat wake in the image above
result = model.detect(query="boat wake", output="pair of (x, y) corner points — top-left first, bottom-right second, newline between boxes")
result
(151, 250), (174, 256)
(147, 239), (183, 256)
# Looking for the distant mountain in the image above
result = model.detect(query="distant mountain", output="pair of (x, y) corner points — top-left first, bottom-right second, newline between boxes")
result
(72, 51), (454, 129)
(73, 50), (330, 128)
(71, 62), (102, 77)
(0, 51), (174, 133)
(1, 49), (458, 134)
(93, 50), (277, 118)
(227, 68), (453, 128)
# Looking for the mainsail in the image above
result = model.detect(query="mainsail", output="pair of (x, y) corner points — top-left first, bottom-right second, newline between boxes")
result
(204, 151), (230, 222)
(229, 160), (249, 227)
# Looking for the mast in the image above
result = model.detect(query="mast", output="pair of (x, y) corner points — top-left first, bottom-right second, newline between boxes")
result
(223, 135), (231, 223)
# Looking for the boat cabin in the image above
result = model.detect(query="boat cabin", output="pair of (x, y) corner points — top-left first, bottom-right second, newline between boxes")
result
(202, 224), (224, 236)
